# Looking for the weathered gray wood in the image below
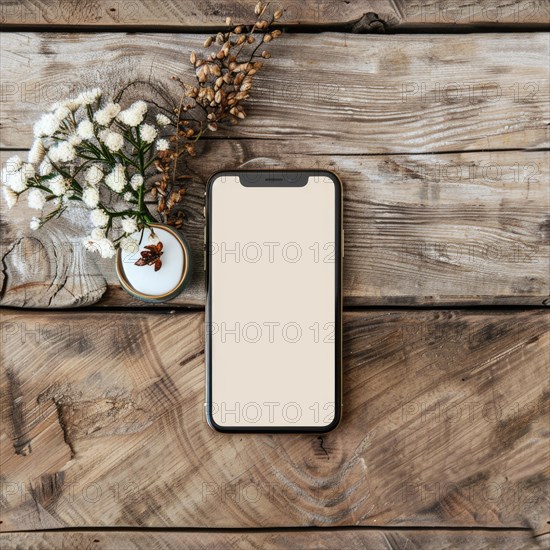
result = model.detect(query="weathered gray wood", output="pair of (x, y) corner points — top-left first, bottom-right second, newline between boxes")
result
(1, 309), (548, 532)
(0, 33), (548, 152)
(0, 529), (541, 549)
(1, 1), (548, 29)
(2, 148), (548, 307)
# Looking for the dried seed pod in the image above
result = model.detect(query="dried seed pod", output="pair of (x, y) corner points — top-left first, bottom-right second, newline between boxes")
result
(236, 35), (246, 45)
(261, 50), (271, 59)
(254, 2), (263, 15)
(216, 32), (224, 45)
(272, 29), (282, 38)
(208, 122), (218, 131)
(247, 35), (255, 44)
(225, 16), (231, 25)
(217, 49), (226, 59)
(274, 8), (283, 19)
(234, 26), (242, 34)
(263, 33), (272, 43)
(204, 36), (213, 48)
(210, 64), (221, 76)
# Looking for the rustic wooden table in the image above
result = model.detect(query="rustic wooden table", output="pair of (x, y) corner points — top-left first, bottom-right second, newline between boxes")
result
(1, 2), (549, 549)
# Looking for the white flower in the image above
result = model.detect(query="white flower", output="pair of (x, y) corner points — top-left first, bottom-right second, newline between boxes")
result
(5, 163), (34, 193)
(8, 164), (33, 192)
(8, 172), (27, 193)
(120, 236), (139, 252)
(117, 100), (147, 127)
(28, 139), (46, 164)
(52, 106), (71, 122)
(139, 123), (157, 143)
(130, 174), (143, 190)
(53, 98), (81, 112)
(48, 141), (76, 163)
(68, 133), (82, 146)
(84, 236), (115, 258)
(30, 217), (41, 231)
(77, 88), (102, 105)
(5, 155), (23, 171)
(105, 164), (126, 192)
(94, 102), (121, 126)
(39, 158), (53, 176)
(82, 186), (100, 208)
(156, 138), (170, 151)
(2, 186), (17, 209)
(48, 174), (69, 196)
(27, 188), (46, 210)
(34, 113), (60, 137)
(121, 216), (138, 234)
(156, 113), (171, 127)
(91, 227), (106, 240)
(97, 238), (116, 258)
(85, 165), (103, 186)
(98, 129), (124, 152)
(90, 208), (109, 227)
(77, 120), (95, 140)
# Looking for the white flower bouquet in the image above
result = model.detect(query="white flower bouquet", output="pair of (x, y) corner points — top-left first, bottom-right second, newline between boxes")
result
(2, 88), (172, 259)
(1, 2), (284, 270)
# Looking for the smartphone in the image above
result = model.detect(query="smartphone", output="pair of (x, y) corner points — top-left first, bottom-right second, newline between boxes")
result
(205, 170), (342, 432)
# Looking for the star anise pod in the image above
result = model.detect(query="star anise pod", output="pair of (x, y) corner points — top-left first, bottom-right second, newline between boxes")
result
(135, 241), (164, 271)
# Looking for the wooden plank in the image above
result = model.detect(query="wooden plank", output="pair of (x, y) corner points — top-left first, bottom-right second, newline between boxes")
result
(1, 309), (547, 532)
(1, 148), (548, 307)
(1, 1), (548, 28)
(0, 529), (541, 549)
(1, 33), (548, 153)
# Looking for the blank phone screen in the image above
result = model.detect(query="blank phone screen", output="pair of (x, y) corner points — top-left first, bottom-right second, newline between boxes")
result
(208, 173), (340, 429)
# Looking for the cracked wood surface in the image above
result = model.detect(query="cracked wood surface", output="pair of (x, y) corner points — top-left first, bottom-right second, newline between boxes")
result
(1, 0), (548, 28)
(1, 146), (549, 308)
(1, 309), (548, 533)
(0, 529), (543, 549)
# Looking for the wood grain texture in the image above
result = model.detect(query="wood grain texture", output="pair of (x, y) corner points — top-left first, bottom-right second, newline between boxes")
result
(1, 0), (548, 28)
(1, 32), (548, 153)
(0, 529), (542, 549)
(2, 148), (549, 307)
(1, 309), (548, 532)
